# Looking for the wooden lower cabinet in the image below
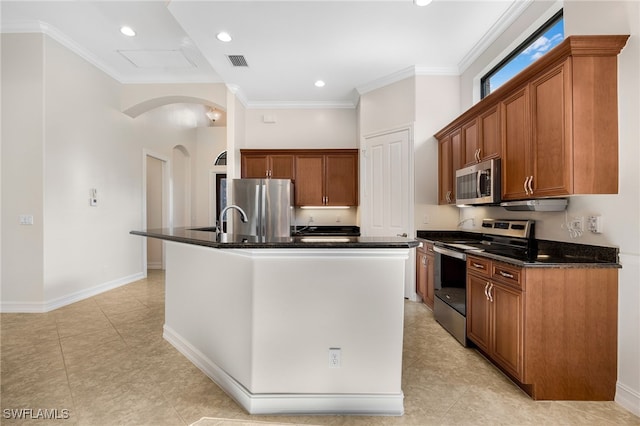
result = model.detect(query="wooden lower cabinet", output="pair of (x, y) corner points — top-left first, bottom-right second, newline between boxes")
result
(466, 255), (618, 400)
(467, 273), (523, 379)
(416, 240), (434, 309)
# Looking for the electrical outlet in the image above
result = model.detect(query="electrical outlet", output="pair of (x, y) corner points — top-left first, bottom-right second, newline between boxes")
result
(329, 348), (341, 368)
(570, 216), (584, 232)
(309, 216), (314, 223)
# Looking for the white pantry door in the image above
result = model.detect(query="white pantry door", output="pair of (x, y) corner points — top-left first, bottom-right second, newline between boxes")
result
(362, 128), (415, 299)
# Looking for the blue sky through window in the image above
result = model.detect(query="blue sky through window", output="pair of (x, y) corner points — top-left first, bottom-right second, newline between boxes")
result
(487, 18), (564, 93)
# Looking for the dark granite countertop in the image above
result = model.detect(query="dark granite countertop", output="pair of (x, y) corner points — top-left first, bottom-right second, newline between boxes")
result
(416, 230), (621, 268)
(131, 227), (418, 249)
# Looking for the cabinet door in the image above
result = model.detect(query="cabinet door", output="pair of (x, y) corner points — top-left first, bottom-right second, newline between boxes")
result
(242, 154), (269, 178)
(530, 61), (571, 197)
(479, 104), (501, 161)
(501, 86), (531, 200)
(425, 249), (435, 309)
(438, 129), (460, 204)
(294, 155), (324, 206)
(416, 249), (427, 300)
(467, 274), (491, 352)
(269, 155), (295, 180)
(462, 118), (479, 166)
(325, 154), (358, 206)
(491, 282), (523, 380)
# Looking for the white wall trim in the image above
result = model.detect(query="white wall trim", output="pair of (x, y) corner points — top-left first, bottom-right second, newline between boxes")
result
(163, 325), (404, 416)
(616, 381), (640, 417)
(0, 272), (144, 313)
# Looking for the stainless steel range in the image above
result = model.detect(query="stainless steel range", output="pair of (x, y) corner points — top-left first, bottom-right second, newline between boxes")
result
(432, 219), (535, 346)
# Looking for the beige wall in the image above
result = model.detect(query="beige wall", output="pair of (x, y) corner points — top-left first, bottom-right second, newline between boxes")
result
(1, 34), (227, 310)
(1, 33), (45, 307)
(244, 108), (357, 149)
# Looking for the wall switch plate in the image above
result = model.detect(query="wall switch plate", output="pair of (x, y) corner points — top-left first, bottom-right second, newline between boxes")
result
(587, 215), (603, 233)
(19, 214), (34, 225)
(329, 347), (341, 368)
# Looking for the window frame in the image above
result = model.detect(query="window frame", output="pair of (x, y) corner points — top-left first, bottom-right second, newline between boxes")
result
(481, 9), (564, 99)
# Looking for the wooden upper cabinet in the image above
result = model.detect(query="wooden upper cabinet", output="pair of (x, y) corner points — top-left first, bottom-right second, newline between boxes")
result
(529, 61), (572, 198)
(241, 151), (294, 179)
(461, 119), (479, 166)
(501, 86), (531, 200)
(435, 35), (628, 201)
(325, 154), (358, 206)
(294, 151), (358, 206)
(294, 155), (324, 206)
(479, 105), (501, 162)
(241, 149), (359, 207)
(461, 105), (501, 167)
(438, 129), (461, 204)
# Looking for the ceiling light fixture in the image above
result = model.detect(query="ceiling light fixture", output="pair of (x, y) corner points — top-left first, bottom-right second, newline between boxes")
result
(314, 80), (326, 88)
(216, 32), (232, 42)
(414, 0), (432, 6)
(120, 26), (136, 37)
(206, 108), (222, 122)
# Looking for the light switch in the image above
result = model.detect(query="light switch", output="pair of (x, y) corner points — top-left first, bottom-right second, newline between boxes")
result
(19, 214), (34, 225)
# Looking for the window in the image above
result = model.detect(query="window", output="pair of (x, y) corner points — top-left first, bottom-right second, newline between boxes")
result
(214, 150), (227, 166)
(481, 10), (564, 98)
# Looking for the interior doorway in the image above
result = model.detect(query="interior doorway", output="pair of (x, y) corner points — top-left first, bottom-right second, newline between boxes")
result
(361, 127), (415, 299)
(144, 150), (170, 273)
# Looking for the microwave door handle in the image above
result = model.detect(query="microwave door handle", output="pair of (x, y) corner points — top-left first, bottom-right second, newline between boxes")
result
(476, 170), (482, 197)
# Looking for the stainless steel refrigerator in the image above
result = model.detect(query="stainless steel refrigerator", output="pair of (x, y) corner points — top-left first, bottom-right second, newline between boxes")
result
(230, 179), (293, 238)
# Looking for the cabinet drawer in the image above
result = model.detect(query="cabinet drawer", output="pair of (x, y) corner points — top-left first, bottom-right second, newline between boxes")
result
(467, 256), (491, 277)
(491, 262), (522, 288)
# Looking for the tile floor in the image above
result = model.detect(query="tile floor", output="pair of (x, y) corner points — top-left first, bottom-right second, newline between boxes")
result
(1, 270), (638, 426)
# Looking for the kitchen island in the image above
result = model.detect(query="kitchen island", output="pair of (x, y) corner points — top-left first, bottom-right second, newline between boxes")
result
(131, 227), (418, 415)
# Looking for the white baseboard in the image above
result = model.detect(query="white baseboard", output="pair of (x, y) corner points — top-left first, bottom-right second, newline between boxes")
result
(147, 261), (163, 270)
(163, 325), (404, 416)
(616, 381), (640, 417)
(0, 272), (145, 313)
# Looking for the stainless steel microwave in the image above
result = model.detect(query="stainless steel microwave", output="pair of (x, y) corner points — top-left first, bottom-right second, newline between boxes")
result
(455, 158), (501, 205)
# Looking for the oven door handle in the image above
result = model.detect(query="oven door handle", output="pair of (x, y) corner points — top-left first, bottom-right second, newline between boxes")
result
(433, 245), (467, 260)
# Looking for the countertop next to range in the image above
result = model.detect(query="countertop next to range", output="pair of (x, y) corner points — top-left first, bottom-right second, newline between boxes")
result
(131, 227), (418, 249)
(416, 230), (621, 269)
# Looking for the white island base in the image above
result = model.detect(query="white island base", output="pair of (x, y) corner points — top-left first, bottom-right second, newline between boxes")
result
(162, 241), (410, 415)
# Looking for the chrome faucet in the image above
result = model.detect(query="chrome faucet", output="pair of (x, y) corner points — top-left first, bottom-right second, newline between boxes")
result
(218, 205), (248, 233)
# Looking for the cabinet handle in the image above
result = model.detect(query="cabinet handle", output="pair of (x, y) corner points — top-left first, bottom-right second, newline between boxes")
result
(498, 270), (514, 279)
(446, 190), (452, 203)
(488, 283), (494, 302)
(475, 148), (481, 163)
(528, 175), (534, 195)
(422, 255), (427, 266)
(523, 176), (529, 195)
(484, 282), (490, 300)
(472, 262), (485, 270)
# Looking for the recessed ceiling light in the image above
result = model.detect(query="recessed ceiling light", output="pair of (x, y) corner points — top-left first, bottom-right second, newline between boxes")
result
(315, 80), (326, 88)
(216, 32), (232, 42)
(414, 0), (432, 6)
(120, 26), (136, 37)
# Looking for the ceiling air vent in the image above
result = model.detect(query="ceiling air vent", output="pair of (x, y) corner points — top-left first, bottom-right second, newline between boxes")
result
(227, 55), (248, 67)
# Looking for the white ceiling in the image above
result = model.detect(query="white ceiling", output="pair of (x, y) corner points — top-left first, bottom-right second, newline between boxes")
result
(1, 0), (531, 108)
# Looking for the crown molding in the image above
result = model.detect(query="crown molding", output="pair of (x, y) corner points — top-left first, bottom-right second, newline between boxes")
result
(246, 100), (356, 110)
(457, 0), (533, 73)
